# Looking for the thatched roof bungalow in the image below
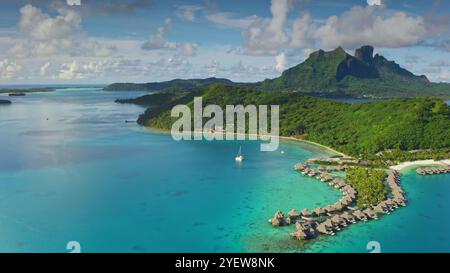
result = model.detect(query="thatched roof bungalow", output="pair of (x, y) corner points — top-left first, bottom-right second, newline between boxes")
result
(301, 208), (311, 217)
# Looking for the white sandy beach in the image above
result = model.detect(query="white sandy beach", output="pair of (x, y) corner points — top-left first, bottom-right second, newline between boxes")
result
(157, 128), (347, 157)
(390, 159), (450, 171)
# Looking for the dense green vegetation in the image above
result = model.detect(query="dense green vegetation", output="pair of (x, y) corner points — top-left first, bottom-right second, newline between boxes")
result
(115, 88), (194, 106)
(105, 46), (450, 98)
(103, 77), (235, 92)
(345, 168), (387, 208)
(367, 149), (450, 166)
(134, 84), (450, 158)
(252, 46), (450, 98)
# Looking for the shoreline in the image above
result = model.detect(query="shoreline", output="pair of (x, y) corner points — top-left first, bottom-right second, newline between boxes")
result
(144, 127), (347, 157)
(390, 159), (450, 171)
(145, 127), (450, 171)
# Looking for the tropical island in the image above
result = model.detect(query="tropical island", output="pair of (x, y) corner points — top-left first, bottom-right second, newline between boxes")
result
(110, 45), (450, 242)
(119, 85), (450, 161)
(0, 87), (55, 95)
(106, 45), (450, 99)
(110, 46), (450, 162)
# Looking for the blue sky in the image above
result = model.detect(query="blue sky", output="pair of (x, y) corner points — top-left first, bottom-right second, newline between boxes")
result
(0, 0), (449, 84)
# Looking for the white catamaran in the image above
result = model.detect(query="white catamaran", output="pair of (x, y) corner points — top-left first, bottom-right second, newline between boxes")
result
(235, 146), (244, 162)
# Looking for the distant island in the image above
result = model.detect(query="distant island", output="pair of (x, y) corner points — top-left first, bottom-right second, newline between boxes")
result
(104, 78), (234, 93)
(105, 45), (450, 99)
(0, 87), (56, 95)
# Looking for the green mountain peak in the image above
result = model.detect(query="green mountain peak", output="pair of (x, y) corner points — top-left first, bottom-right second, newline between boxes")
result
(257, 45), (447, 98)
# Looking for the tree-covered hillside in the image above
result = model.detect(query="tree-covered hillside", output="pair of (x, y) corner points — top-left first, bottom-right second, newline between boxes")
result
(136, 84), (450, 157)
(253, 46), (450, 98)
(103, 77), (234, 92)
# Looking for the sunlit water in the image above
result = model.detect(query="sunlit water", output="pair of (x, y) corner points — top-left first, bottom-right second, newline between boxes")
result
(0, 88), (449, 253)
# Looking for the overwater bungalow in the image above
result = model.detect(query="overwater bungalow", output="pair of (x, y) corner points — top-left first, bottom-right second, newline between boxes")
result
(324, 219), (340, 231)
(291, 228), (308, 240)
(373, 203), (389, 214)
(323, 205), (335, 213)
(341, 212), (356, 223)
(342, 185), (353, 194)
(294, 163), (308, 171)
(352, 210), (368, 221)
(313, 207), (325, 216)
(269, 210), (288, 226)
(288, 209), (300, 218)
(331, 215), (347, 227)
(384, 199), (396, 211)
(341, 199), (351, 207)
(290, 222), (311, 240)
(392, 198), (405, 207)
(301, 168), (312, 175)
(317, 223), (334, 235)
(322, 174), (333, 182)
(416, 168), (425, 175)
(363, 208), (378, 220)
(333, 203), (344, 211)
(341, 195), (354, 205)
(301, 208), (311, 217)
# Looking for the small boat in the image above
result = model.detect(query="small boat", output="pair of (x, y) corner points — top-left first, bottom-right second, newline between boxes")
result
(235, 146), (244, 162)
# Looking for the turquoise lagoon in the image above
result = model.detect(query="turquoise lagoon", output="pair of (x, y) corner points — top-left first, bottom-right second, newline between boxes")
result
(0, 88), (449, 253)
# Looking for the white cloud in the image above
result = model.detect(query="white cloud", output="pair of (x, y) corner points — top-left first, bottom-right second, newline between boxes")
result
(275, 52), (287, 72)
(141, 17), (198, 56)
(8, 4), (114, 58)
(429, 60), (450, 67)
(176, 5), (203, 22)
(0, 59), (22, 79)
(58, 60), (108, 80)
(19, 5), (81, 42)
(180, 43), (198, 56)
(315, 6), (428, 49)
(58, 61), (86, 80)
(83, 0), (152, 15)
(141, 17), (176, 50)
(40, 62), (51, 76)
(212, 0), (437, 56)
(205, 12), (260, 29)
(204, 59), (219, 76)
(290, 12), (315, 49)
(424, 68), (450, 82)
(224, 60), (278, 81)
(367, 0), (383, 6)
(242, 0), (291, 55)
